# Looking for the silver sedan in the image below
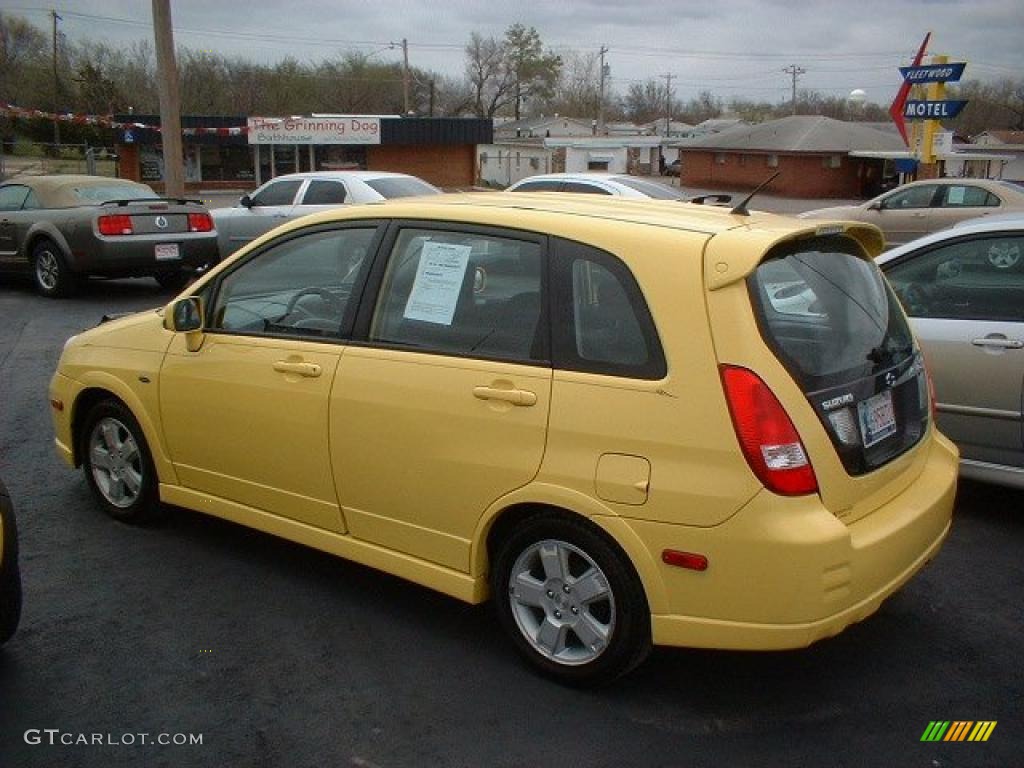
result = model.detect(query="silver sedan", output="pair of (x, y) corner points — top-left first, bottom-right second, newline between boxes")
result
(877, 216), (1024, 488)
(211, 171), (440, 258)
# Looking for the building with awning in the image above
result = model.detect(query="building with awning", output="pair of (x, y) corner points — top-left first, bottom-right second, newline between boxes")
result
(113, 114), (492, 191)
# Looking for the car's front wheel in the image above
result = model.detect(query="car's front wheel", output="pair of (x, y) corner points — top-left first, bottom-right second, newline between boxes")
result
(81, 399), (160, 523)
(492, 514), (651, 685)
(31, 239), (79, 298)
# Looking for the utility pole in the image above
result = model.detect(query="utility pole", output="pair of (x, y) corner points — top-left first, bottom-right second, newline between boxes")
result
(401, 38), (411, 115)
(152, 0), (184, 196)
(783, 64), (806, 115)
(597, 45), (609, 135)
(661, 72), (675, 136)
(428, 79), (436, 117)
(51, 10), (61, 151)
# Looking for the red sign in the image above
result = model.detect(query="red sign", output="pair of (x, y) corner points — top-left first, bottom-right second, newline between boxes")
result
(889, 33), (931, 147)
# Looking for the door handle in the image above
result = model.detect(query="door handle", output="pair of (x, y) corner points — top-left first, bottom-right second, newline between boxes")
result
(473, 385), (537, 406)
(971, 337), (1024, 350)
(273, 360), (323, 377)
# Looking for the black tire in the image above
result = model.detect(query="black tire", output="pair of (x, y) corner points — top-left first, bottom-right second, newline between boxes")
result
(492, 514), (651, 685)
(154, 271), (192, 292)
(31, 239), (79, 298)
(80, 399), (161, 524)
(0, 498), (22, 646)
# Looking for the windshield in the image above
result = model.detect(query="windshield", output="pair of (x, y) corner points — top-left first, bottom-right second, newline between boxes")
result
(70, 183), (159, 204)
(364, 177), (441, 199)
(611, 177), (686, 200)
(749, 237), (914, 390)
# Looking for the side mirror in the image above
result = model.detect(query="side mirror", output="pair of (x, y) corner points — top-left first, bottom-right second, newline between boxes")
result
(868, 200), (883, 211)
(239, 194), (253, 208)
(166, 296), (204, 332)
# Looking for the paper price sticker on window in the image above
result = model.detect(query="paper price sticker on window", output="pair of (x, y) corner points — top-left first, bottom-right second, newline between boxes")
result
(403, 242), (472, 325)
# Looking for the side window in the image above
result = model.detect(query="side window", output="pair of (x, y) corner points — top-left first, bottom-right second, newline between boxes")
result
(551, 238), (666, 379)
(886, 235), (1024, 322)
(0, 185), (30, 211)
(881, 185), (937, 210)
(302, 180), (347, 205)
(369, 228), (546, 362)
(563, 182), (612, 195)
(250, 179), (302, 207)
(23, 189), (42, 210)
(210, 227), (377, 338)
(512, 181), (562, 192)
(940, 185), (1000, 208)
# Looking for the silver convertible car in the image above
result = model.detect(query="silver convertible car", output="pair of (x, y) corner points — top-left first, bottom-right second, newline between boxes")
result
(210, 171), (440, 259)
(0, 175), (219, 297)
(877, 216), (1024, 488)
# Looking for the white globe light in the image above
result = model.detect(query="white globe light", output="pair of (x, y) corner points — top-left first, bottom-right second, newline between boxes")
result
(848, 89), (867, 104)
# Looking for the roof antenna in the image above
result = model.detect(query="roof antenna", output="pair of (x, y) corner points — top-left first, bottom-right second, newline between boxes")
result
(730, 172), (780, 217)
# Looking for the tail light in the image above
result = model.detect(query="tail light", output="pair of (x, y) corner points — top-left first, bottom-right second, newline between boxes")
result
(720, 365), (818, 496)
(97, 214), (133, 236)
(188, 212), (214, 232)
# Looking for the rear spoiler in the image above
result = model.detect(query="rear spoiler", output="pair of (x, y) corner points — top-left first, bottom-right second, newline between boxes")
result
(101, 198), (206, 207)
(687, 194), (733, 206)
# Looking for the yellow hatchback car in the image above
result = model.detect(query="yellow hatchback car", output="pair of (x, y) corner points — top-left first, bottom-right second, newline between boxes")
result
(49, 193), (958, 684)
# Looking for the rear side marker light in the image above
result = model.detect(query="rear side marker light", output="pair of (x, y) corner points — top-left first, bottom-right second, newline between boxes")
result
(720, 365), (819, 496)
(97, 214), (133, 235)
(50, 398), (64, 412)
(662, 550), (708, 571)
(188, 212), (214, 232)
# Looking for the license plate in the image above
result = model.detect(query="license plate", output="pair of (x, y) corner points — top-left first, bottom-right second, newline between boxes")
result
(858, 389), (897, 448)
(155, 244), (180, 261)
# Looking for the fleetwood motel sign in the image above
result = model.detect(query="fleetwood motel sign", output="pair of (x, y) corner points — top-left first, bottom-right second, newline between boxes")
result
(247, 116), (382, 145)
(889, 34), (968, 163)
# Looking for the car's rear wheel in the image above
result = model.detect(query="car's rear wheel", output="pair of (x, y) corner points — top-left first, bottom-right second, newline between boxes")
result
(31, 239), (79, 298)
(492, 514), (651, 685)
(81, 399), (160, 524)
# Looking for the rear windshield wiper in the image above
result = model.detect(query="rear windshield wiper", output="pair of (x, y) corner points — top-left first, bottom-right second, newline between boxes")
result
(866, 342), (913, 365)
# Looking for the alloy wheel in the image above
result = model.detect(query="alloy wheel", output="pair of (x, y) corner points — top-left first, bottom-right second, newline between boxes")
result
(507, 539), (616, 666)
(88, 417), (144, 509)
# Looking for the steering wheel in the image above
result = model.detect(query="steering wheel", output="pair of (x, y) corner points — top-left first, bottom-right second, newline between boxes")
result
(284, 287), (344, 319)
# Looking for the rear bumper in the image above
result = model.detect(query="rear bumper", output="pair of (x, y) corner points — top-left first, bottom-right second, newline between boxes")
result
(636, 433), (958, 650)
(71, 233), (219, 276)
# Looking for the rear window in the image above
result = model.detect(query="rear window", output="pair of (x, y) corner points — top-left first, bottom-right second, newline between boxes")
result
(749, 237), (914, 391)
(750, 237), (927, 475)
(611, 177), (686, 200)
(364, 177), (440, 199)
(69, 183), (158, 204)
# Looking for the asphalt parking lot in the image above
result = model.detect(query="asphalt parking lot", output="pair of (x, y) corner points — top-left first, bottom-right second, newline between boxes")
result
(0, 271), (1021, 767)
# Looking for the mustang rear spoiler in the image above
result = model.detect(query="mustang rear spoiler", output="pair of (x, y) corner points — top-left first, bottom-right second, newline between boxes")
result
(101, 198), (206, 207)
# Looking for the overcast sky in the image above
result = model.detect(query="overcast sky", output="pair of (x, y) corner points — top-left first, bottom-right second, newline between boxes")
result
(8, 0), (1024, 106)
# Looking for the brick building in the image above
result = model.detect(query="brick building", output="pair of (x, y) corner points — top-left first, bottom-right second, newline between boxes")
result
(673, 116), (907, 199)
(113, 114), (492, 192)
